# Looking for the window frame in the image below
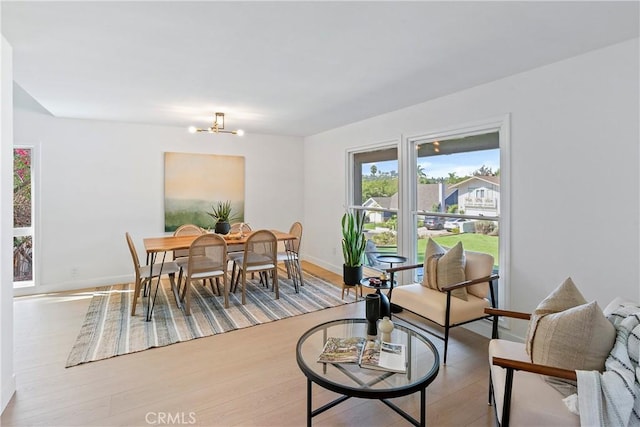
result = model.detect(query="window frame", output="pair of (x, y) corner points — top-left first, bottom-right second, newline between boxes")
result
(346, 115), (511, 321)
(404, 114), (511, 314)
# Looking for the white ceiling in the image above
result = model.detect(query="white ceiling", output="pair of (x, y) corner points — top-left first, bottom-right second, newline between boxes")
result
(2, 1), (639, 137)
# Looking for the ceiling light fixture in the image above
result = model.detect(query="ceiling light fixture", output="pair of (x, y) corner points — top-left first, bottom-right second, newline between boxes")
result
(188, 112), (244, 136)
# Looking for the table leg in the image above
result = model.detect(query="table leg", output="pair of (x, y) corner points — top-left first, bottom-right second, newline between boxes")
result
(145, 251), (167, 322)
(388, 270), (403, 315)
(420, 387), (426, 427)
(307, 379), (312, 427)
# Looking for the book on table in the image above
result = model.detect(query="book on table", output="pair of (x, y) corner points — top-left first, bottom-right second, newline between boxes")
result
(317, 337), (407, 373)
(317, 337), (366, 364)
(359, 340), (407, 373)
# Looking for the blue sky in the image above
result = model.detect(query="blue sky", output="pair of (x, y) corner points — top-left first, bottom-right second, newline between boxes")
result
(366, 149), (499, 179)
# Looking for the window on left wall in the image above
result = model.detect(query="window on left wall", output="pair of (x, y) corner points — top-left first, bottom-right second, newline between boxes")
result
(14, 147), (34, 287)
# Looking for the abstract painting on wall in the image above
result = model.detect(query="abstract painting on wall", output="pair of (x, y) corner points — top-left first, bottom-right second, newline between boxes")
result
(164, 152), (245, 232)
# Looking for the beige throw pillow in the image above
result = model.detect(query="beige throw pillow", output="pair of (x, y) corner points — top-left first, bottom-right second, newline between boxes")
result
(421, 238), (467, 301)
(525, 277), (587, 355)
(525, 278), (616, 396)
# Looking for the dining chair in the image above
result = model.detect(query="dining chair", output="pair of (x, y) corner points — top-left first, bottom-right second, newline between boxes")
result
(179, 233), (229, 313)
(276, 221), (304, 292)
(172, 224), (207, 292)
(231, 230), (278, 305)
(173, 224), (206, 260)
(227, 222), (252, 254)
(126, 232), (179, 316)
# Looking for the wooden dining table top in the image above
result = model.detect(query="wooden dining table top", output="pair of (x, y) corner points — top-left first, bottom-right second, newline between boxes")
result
(143, 230), (296, 253)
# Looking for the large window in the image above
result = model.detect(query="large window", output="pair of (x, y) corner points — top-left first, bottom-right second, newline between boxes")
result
(351, 145), (399, 267)
(348, 116), (509, 309)
(14, 147), (35, 287)
(412, 132), (500, 273)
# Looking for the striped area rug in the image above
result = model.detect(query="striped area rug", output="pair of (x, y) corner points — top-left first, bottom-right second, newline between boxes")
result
(66, 269), (355, 367)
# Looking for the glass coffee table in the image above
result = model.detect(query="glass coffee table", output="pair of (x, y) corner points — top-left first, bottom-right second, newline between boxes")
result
(296, 318), (439, 426)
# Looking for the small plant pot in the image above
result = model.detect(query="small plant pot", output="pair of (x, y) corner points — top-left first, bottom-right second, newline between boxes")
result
(214, 221), (231, 235)
(343, 265), (363, 285)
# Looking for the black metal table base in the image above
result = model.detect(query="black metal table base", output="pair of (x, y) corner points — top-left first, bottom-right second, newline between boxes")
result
(306, 379), (426, 427)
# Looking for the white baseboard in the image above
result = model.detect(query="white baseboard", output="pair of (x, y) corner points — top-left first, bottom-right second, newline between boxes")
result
(303, 255), (341, 276)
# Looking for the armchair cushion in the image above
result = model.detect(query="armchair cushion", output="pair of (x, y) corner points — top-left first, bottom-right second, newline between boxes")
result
(422, 239), (467, 301)
(392, 284), (489, 325)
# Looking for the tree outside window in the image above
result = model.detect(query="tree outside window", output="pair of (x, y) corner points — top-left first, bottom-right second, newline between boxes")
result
(14, 148), (33, 282)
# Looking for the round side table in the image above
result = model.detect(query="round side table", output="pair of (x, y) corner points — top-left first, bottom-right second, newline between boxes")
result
(376, 254), (408, 314)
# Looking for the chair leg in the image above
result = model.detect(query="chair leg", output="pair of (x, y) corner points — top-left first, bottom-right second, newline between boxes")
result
(131, 277), (142, 316)
(177, 268), (184, 295)
(223, 273), (229, 308)
(273, 267), (279, 299)
(444, 324), (450, 365)
(488, 372), (494, 406)
(241, 269), (247, 305)
(294, 256), (304, 287)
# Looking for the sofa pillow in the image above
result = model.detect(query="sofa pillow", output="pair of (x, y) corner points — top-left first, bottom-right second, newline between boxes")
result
(421, 238), (467, 301)
(525, 278), (616, 396)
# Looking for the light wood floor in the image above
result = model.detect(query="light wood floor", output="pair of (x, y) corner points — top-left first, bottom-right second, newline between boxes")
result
(1, 262), (496, 426)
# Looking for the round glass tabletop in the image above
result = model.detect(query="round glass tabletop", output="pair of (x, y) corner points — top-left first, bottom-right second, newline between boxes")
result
(296, 318), (439, 399)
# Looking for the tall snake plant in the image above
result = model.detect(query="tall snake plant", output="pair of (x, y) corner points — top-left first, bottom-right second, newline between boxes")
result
(341, 211), (367, 267)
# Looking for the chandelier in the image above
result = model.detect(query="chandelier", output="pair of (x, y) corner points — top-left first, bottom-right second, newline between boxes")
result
(188, 112), (244, 135)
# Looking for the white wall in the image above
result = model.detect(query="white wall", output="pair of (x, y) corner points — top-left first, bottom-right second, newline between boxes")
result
(303, 39), (640, 339)
(13, 111), (304, 294)
(1, 35), (16, 413)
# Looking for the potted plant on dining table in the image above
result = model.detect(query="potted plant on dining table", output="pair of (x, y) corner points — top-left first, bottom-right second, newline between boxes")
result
(207, 200), (238, 235)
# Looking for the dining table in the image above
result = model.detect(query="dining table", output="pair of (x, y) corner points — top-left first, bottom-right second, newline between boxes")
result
(142, 230), (297, 320)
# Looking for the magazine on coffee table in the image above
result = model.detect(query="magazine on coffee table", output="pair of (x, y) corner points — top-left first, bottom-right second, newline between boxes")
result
(359, 340), (407, 373)
(317, 337), (366, 364)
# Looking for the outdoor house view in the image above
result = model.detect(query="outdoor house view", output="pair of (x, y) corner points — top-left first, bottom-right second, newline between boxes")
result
(355, 133), (500, 276)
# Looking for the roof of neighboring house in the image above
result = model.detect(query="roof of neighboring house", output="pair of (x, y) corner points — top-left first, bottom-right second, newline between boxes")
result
(450, 175), (500, 188)
(364, 196), (393, 209)
(366, 184), (456, 212)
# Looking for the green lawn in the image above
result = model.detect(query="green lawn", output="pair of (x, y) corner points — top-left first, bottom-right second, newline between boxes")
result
(419, 233), (499, 267)
(367, 230), (499, 268)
